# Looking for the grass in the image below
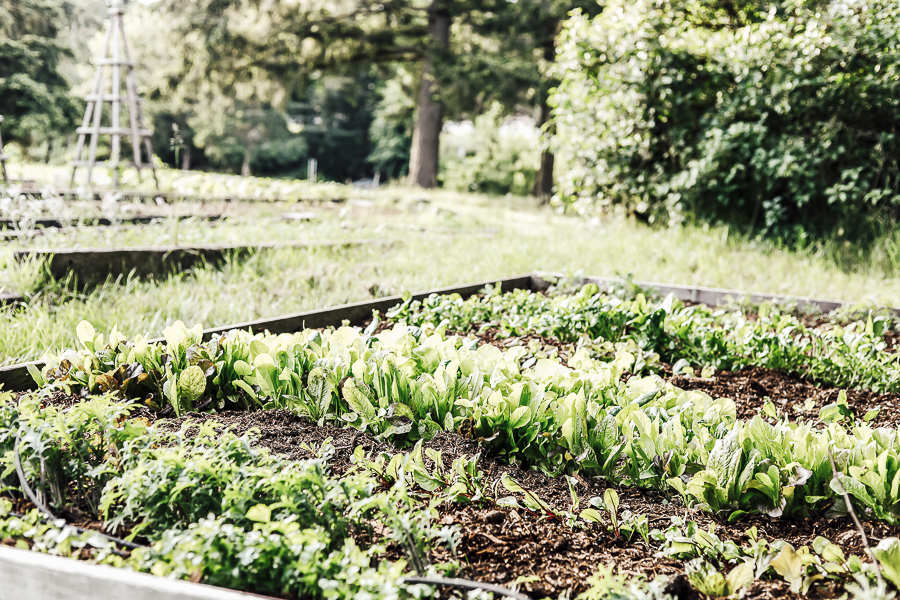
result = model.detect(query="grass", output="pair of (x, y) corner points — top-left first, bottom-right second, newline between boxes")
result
(1, 162), (899, 366)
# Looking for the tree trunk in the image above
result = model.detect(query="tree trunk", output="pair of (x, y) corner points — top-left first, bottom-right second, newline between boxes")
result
(407, 2), (450, 189)
(182, 144), (191, 171)
(44, 139), (53, 164)
(241, 128), (260, 177)
(241, 145), (252, 177)
(533, 36), (558, 201)
(532, 96), (555, 200)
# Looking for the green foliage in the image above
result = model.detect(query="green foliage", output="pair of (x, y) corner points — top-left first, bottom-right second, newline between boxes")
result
(352, 441), (486, 504)
(0, 394), (456, 598)
(875, 538), (900, 590)
(551, 0), (900, 241)
(12, 283), (900, 596)
(0, 392), (145, 516)
(0, 499), (122, 560)
(368, 69), (417, 180)
(100, 421), (361, 541)
(387, 283), (900, 394)
(439, 103), (539, 196)
(131, 0), (601, 185)
(29, 283), (900, 524)
(286, 73), (380, 181)
(131, 516), (415, 598)
(0, 0), (80, 147)
(653, 518), (882, 597)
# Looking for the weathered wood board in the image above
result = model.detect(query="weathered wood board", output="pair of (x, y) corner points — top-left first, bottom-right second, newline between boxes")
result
(14, 238), (389, 284)
(529, 272), (875, 315)
(0, 214), (224, 230)
(0, 545), (272, 600)
(199, 274), (533, 339)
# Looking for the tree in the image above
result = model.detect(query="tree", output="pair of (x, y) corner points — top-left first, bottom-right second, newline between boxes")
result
(0, 0), (81, 149)
(144, 0), (600, 191)
(407, 1), (449, 188)
(551, 0), (900, 240)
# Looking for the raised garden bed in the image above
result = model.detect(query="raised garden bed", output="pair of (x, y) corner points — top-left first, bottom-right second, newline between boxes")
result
(12, 238), (391, 285)
(0, 214), (225, 231)
(2, 274), (900, 600)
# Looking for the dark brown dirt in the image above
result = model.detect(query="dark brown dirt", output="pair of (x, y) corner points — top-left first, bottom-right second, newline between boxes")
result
(366, 316), (577, 362)
(156, 410), (390, 472)
(884, 329), (899, 353)
(670, 365), (900, 427)
(16, 388), (158, 423)
(147, 409), (898, 600)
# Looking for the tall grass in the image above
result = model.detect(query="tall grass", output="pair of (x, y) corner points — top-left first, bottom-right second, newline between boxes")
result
(2, 164), (899, 366)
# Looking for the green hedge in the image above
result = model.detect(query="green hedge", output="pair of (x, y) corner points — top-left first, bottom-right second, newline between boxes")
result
(550, 0), (900, 241)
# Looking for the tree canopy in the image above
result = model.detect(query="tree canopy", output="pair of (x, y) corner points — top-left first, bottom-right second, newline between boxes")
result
(134, 0), (601, 184)
(551, 0), (900, 240)
(0, 0), (81, 147)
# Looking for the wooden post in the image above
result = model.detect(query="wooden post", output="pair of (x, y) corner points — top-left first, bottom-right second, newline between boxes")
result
(70, 0), (158, 190)
(110, 1), (122, 188)
(0, 115), (9, 185)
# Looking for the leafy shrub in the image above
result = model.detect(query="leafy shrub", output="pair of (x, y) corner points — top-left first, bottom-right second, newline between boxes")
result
(551, 0), (900, 240)
(440, 103), (538, 196)
(100, 421), (363, 541)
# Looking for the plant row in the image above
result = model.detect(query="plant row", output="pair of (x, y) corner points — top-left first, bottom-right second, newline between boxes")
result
(32, 299), (900, 524)
(3, 390), (900, 600)
(384, 284), (900, 393)
(0, 393), (451, 599)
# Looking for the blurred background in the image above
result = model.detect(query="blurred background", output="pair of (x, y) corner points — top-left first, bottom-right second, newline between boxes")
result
(2, 0), (896, 234)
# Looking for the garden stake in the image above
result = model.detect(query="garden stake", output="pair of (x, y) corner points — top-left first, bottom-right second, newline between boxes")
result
(13, 434), (145, 555)
(827, 448), (884, 587)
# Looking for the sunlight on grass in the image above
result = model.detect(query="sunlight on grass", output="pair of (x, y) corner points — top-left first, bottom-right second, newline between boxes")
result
(1, 163), (899, 365)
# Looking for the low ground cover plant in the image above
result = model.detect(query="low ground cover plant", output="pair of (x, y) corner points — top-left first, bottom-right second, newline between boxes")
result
(6, 283), (900, 598)
(28, 285), (900, 524)
(0, 393), (454, 598)
(0, 388), (898, 600)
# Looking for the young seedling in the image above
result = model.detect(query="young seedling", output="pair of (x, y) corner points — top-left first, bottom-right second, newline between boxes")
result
(591, 489), (620, 536)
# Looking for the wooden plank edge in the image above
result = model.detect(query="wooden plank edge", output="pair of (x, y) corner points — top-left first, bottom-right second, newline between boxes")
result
(0, 360), (43, 393)
(0, 274), (533, 392)
(0, 545), (274, 600)
(0, 214), (226, 230)
(44, 189), (347, 205)
(531, 272), (900, 315)
(199, 274), (534, 339)
(13, 238), (393, 261)
(0, 291), (24, 306)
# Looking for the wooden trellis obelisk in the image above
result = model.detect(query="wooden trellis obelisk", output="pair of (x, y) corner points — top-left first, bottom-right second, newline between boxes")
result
(70, 0), (157, 189)
(0, 116), (9, 185)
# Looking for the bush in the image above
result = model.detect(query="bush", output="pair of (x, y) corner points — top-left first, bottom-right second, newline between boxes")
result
(439, 103), (538, 196)
(551, 0), (900, 241)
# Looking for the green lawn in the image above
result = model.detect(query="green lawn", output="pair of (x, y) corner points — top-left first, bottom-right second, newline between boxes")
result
(1, 163), (898, 366)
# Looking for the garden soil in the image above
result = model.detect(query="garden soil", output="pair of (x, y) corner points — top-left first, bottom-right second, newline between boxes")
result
(16, 337), (900, 598)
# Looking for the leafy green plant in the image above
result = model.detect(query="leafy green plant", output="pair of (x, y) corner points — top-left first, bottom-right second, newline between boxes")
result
(0, 392), (146, 516)
(551, 0), (900, 243)
(100, 421), (362, 541)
